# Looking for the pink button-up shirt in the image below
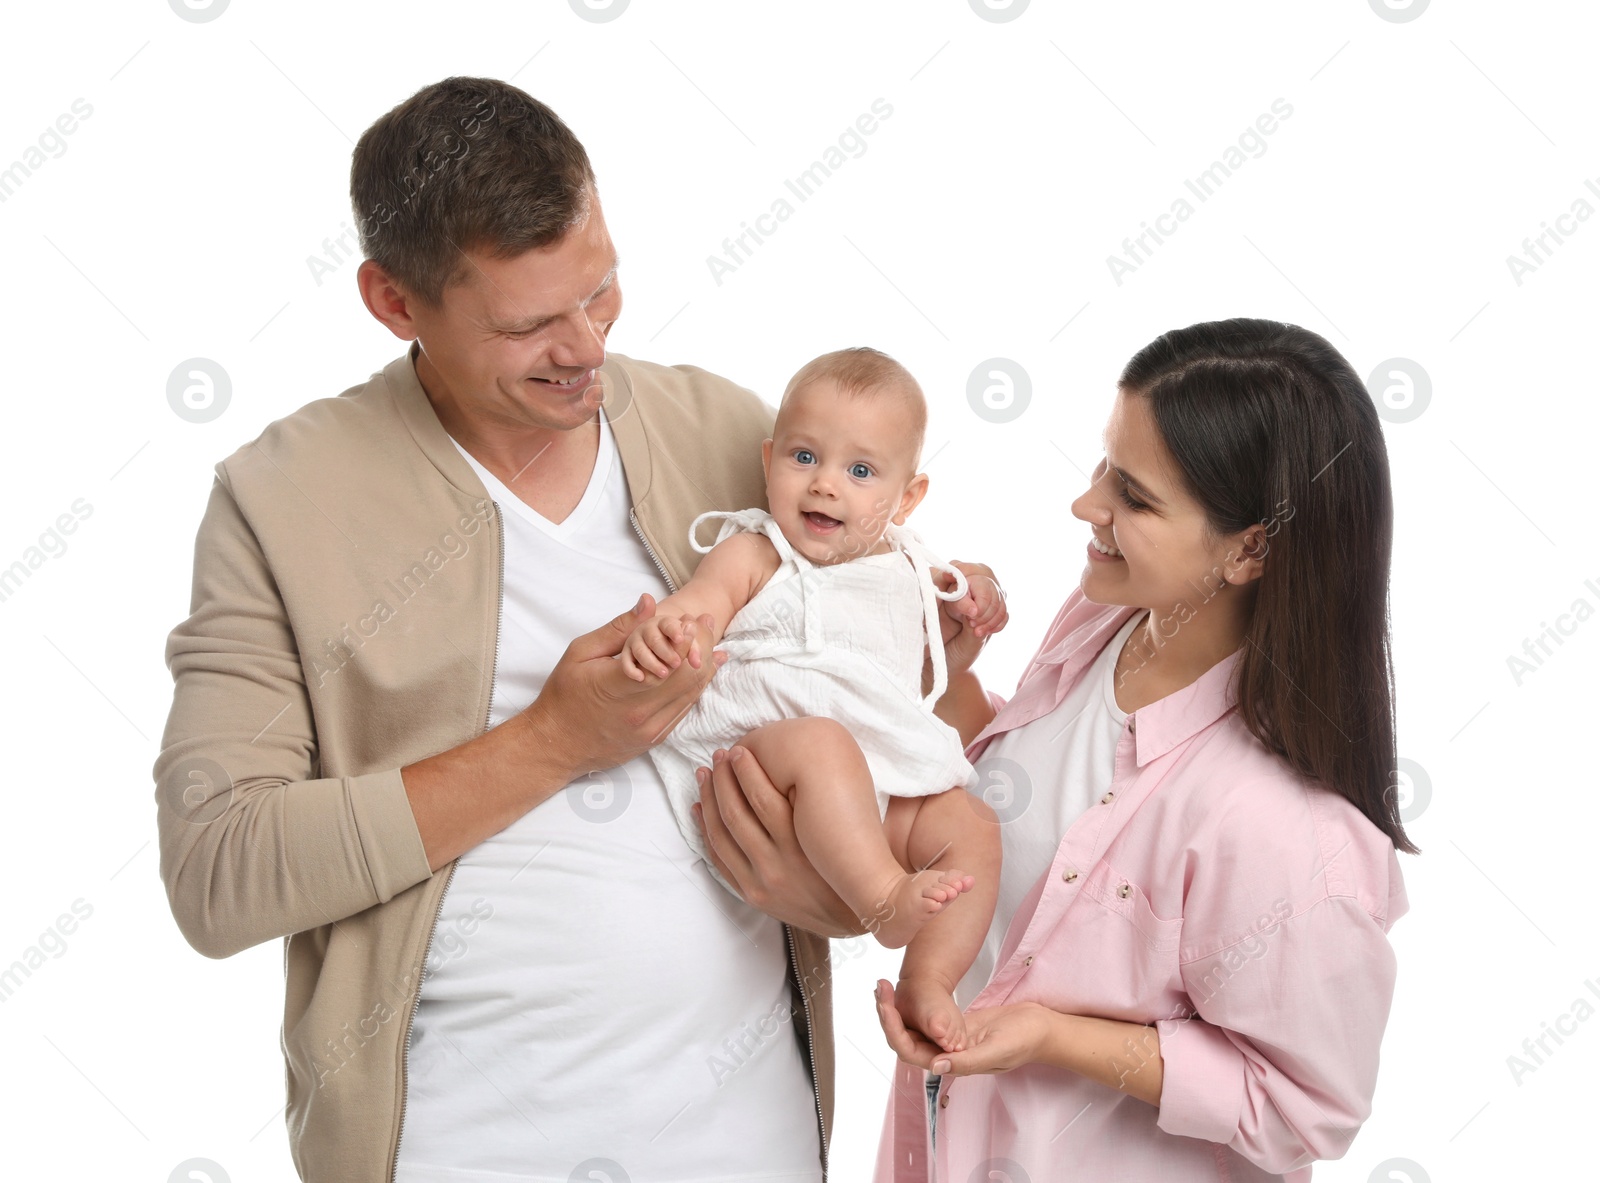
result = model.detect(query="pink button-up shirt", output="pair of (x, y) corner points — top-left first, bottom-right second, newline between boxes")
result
(875, 590), (1409, 1182)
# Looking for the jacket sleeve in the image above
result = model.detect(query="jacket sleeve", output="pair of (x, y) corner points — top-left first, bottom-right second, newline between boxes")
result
(154, 473), (433, 959)
(1154, 893), (1400, 1173)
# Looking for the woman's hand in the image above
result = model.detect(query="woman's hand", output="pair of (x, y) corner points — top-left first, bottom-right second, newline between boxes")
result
(875, 979), (1049, 1076)
(937, 561), (1008, 680)
(693, 745), (867, 938)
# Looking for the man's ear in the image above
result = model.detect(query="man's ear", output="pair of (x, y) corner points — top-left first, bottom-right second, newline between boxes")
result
(893, 473), (930, 524)
(357, 259), (419, 341)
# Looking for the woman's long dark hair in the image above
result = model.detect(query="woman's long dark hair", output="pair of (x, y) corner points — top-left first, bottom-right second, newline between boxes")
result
(1120, 318), (1417, 854)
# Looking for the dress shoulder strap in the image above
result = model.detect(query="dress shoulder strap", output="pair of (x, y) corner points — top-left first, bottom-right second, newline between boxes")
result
(882, 522), (969, 708)
(687, 507), (798, 564)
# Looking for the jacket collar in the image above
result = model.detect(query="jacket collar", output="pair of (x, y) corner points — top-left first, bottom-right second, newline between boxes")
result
(976, 595), (1245, 769)
(386, 340), (635, 501)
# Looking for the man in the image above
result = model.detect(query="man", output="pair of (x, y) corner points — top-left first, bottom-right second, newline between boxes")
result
(155, 76), (992, 1182)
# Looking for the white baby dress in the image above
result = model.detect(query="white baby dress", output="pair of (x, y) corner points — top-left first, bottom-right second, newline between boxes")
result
(649, 507), (979, 894)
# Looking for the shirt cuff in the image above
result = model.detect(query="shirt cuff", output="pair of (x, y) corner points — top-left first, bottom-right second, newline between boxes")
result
(348, 767), (435, 901)
(1155, 1015), (1244, 1145)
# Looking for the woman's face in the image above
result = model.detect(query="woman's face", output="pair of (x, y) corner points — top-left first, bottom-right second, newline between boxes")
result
(1070, 389), (1263, 620)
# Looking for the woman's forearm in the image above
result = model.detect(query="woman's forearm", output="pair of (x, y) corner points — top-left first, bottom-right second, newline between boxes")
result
(934, 669), (997, 747)
(1035, 1008), (1165, 1108)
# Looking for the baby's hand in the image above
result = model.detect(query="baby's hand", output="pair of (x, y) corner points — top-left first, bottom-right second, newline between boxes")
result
(937, 561), (1008, 678)
(961, 568), (1008, 638)
(620, 613), (700, 682)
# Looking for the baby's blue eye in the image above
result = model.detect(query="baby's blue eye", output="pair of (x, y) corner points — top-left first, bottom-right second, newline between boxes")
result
(794, 449), (816, 465)
(849, 463), (873, 479)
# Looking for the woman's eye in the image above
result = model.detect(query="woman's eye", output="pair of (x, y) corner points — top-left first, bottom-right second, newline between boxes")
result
(794, 450), (815, 465)
(849, 463), (872, 479)
(1118, 487), (1147, 511)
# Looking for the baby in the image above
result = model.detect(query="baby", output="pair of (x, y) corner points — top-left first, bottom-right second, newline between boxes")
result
(622, 347), (1004, 1051)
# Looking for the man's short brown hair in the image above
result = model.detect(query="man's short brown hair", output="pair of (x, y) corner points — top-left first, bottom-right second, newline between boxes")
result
(350, 76), (595, 308)
(780, 347), (927, 467)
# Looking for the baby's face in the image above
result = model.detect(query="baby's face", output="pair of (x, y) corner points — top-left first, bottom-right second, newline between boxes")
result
(761, 379), (924, 566)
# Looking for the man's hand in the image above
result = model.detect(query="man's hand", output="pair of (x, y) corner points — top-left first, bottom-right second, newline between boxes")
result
(404, 593), (724, 872)
(531, 593), (722, 774)
(692, 745), (867, 938)
(936, 561), (1008, 681)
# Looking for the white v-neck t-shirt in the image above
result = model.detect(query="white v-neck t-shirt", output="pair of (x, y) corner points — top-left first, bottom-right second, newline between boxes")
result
(396, 409), (822, 1183)
(955, 609), (1147, 1009)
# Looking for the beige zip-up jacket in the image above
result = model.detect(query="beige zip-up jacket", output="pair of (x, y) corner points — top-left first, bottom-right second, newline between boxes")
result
(154, 342), (835, 1182)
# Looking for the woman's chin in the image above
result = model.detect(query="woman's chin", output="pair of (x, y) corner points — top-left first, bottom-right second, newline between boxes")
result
(1079, 569), (1137, 608)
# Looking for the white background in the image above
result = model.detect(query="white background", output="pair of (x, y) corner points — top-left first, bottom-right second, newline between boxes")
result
(1, 0), (1596, 1180)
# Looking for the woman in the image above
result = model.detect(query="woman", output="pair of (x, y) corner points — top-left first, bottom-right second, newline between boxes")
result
(863, 318), (1415, 1180)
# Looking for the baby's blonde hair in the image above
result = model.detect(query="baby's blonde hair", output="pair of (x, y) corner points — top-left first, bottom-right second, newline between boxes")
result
(777, 347), (927, 467)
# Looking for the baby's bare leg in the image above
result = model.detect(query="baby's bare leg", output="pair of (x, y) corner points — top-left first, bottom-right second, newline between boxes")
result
(733, 717), (972, 949)
(883, 788), (1001, 1052)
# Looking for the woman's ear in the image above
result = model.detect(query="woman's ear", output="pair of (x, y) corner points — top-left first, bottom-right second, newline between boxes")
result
(1224, 522), (1269, 585)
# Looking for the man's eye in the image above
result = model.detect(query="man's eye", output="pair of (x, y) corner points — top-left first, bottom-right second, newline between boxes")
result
(794, 450), (815, 464)
(849, 463), (873, 479)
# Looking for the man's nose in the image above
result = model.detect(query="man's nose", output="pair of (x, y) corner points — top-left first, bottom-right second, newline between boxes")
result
(546, 310), (608, 371)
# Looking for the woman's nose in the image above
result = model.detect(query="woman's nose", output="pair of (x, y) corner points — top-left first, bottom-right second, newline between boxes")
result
(1070, 485), (1106, 523)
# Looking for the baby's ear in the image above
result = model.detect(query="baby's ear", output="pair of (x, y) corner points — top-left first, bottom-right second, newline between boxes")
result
(894, 472), (930, 522)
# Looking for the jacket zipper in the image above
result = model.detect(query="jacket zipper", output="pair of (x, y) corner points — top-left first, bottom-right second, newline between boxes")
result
(629, 507), (678, 594)
(785, 923), (829, 1179)
(389, 504), (505, 1182)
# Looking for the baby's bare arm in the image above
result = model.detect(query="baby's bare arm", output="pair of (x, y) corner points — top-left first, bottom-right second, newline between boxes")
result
(620, 532), (781, 680)
(655, 531), (780, 645)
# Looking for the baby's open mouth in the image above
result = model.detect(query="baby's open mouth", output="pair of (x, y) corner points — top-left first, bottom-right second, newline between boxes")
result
(803, 511), (842, 532)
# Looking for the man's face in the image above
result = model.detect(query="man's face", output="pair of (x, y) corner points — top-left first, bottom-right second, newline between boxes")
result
(402, 192), (623, 435)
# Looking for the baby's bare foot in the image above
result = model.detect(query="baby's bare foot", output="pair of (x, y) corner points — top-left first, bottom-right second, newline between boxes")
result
(864, 869), (975, 950)
(895, 976), (969, 1052)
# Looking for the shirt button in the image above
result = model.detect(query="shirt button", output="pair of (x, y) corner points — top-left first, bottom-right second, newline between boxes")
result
(1100, 791), (1115, 805)
(1062, 868), (1078, 882)
(939, 1093), (949, 1109)
(1117, 882), (1132, 899)
(1023, 955), (1034, 967)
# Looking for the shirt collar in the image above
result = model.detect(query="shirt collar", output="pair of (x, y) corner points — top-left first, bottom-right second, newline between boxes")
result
(1128, 640), (1244, 765)
(1018, 596), (1246, 768)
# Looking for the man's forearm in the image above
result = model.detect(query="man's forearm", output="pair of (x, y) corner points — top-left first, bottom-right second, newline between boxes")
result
(401, 704), (577, 872)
